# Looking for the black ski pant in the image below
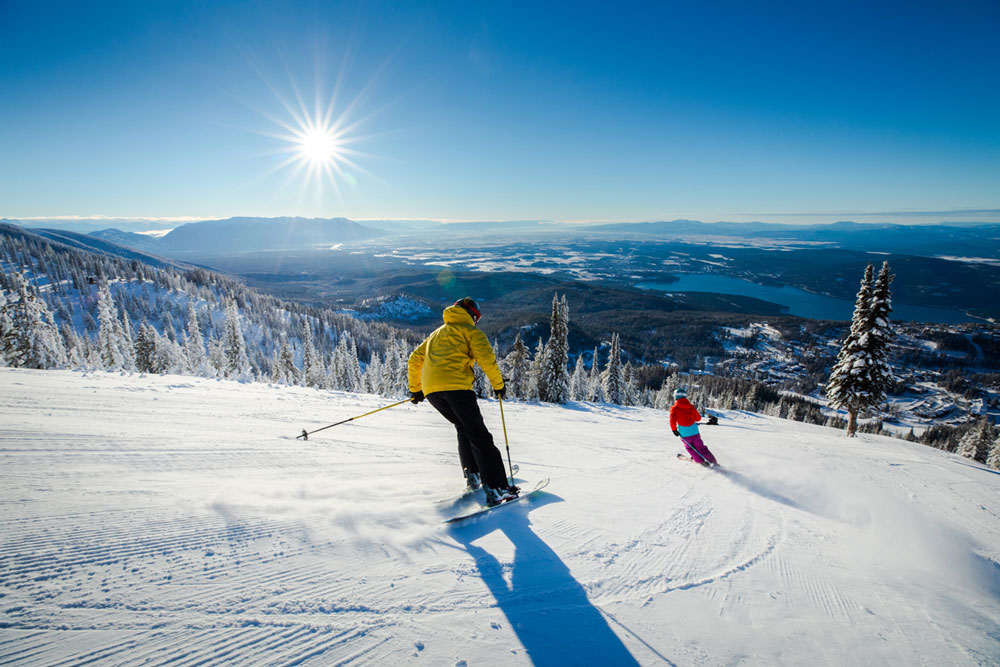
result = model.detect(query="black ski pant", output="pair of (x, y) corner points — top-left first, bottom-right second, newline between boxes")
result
(426, 389), (508, 490)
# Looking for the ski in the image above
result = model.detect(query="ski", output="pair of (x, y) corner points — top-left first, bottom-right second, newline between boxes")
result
(676, 453), (721, 469)
(444, 476), (549, 524)
(435, 464), (519, 508)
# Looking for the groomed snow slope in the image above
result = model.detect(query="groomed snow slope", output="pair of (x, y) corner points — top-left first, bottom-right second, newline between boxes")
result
(1, 368), (998, 666)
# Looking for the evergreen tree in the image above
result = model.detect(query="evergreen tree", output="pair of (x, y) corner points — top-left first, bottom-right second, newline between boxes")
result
(183, 302), (209, 376)
(866, 261), (896, 409)
(60, 322), (83, 368)
(270, 347), (283, 384)
(602, 333), (625, 404)
(273, 336), (298, 385)
(528, 338), (545, 400)
(473, 362), (490, 398)
(539, 294), (570, 403)
(826, 263), (875, 436)
(222, 299), (253, 381)
(986, 433), (1000, 471)
(0, 272), (67, 369)
(501, 330), (531, 399)
(587, 346), (604, 402)
(364, 351), (384, 394)
(331, 334), (363, 391)
(97, 283), (128, 370)
(302, 327), (326, 388)
(120, 311), (136, 371)
(207, 334), (227, 378)
(152, 330), (186, 374)
(623, 361), (637, 406)
(570, 355), (588, 401)
(653, 382), (673, 410)
(134, 323), (156, 373)
(956, 419), (994, 463)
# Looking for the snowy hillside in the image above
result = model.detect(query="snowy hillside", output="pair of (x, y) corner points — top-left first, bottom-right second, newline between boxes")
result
(1, 369), (998, 665)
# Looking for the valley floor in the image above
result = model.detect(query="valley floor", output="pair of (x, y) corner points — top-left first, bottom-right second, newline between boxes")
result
(1, 369), (998, 665)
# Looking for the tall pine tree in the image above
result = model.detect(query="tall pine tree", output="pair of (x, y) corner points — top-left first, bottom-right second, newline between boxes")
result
(539, 294), (570, 403)
(866, 261), (896, 408)
(97, 283), (128, 371)
(826, 263), (875, 436)
(602, 333), (625, 404)
(587, 345), (603, 402)
(222, 299), (253, 381)
(501, 330), (531, 400)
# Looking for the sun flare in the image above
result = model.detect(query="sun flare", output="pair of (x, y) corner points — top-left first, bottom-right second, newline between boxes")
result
(247, 61), (377, 202)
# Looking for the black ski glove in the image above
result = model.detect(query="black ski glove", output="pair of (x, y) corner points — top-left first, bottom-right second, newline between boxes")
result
(410, 390), (424, 404)
(672, 429), (681, 437)
(494, 385), (507, 400)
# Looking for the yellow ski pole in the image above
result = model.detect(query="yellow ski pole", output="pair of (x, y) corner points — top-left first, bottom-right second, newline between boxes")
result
(498, 395), (516, 485)
(297, 399), (410, 440)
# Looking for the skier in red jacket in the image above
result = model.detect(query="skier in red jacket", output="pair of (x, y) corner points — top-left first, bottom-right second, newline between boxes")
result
(669, 387), (718, 466)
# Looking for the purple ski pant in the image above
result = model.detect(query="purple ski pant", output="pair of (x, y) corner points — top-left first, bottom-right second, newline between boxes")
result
(681, 433), (717, 465)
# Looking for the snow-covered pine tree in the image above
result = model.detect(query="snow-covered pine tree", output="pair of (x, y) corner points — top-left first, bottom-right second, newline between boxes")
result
(587, 345), (603, 402)
(364, 351), (383, 394)
(302, 327), (326, 388)
(0, 271), (67, 369)
(500, 330), (531, 400)
(269, 347), (284, 384)
(654, 382), (673, 410)
(222, 299), (253, 381)
(152, 330), (186, 374)
(120, 311), (136, 371)
(97, 283), (128, 371)
(330, 334), (362, 391)
(602, 333), (625, 404)
(473, 362), (490, 398)
(60, 322), (83, 368)
(528, 338), (545, 401)
(956, 419), (995, 463)
(570, 355), (588, 401)
(0, 289), (11, 368)
(207, 334), (227, 378)
(134, 323), (156, 373)
(183, 302), (209, 376)
(825, 263), (875, 437)
(866, 261), (895, 408)
(987, 433), (1000, 470)
(623, 361), (637, 406)
(345, 336), (363, 392)
(539, 294), (570, 403)
(273, 336), (298, 385)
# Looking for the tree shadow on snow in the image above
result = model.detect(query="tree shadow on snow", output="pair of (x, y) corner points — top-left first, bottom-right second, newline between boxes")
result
(448, 496), (641, 666)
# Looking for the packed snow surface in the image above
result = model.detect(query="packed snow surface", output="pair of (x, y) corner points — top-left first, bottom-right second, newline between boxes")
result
(1, 369), (998, 665)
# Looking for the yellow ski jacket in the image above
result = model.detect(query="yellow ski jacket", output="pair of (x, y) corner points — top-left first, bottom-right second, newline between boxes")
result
(408, 304), (504, 396)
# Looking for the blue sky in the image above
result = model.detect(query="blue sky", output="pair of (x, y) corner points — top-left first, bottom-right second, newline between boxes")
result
(1, 0), (998, 223)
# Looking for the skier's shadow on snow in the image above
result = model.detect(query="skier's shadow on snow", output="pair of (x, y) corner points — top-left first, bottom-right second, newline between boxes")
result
(448, 497), (643, 667)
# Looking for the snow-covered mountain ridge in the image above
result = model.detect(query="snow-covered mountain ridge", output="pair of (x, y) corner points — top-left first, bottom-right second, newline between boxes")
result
(1, 368), (997, 665)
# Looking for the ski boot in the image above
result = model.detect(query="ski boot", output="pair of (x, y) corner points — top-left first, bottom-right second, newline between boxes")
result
(484, 484), (520, 507)
(464, 470), (482, 492)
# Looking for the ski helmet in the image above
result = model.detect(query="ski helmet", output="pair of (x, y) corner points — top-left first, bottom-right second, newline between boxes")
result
(673, 387), (687, 399)
(454, 297), (481, 323)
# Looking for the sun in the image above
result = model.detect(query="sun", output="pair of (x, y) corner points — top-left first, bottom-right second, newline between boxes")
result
(296, 125), (343, 167)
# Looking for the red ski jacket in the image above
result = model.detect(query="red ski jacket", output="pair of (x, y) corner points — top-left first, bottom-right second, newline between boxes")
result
(669, 398), (701, 434)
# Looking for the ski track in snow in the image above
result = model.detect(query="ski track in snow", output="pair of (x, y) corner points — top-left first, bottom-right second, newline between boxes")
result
(1, 369), (999, 665)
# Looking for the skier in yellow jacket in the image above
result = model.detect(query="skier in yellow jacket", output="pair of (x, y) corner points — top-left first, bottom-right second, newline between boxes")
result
(408, 297), (518, 506)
